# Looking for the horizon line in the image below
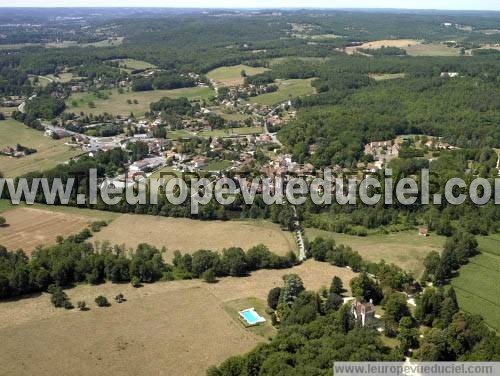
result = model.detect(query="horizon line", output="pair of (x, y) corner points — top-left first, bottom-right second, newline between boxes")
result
(0, 6), (499, 12)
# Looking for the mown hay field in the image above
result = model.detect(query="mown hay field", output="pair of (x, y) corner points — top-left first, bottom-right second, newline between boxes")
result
(92, 214), (297, 260)
(0, 260), (356, 376)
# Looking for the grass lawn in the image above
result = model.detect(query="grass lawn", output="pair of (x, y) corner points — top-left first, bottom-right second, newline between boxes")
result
(167, 129), (194, 139)
(0, 119), (81, 177)
(305, 228), (446, 277)
(66, 86), (214, 117)
(246, 78), (315, 106)
(451, 234), (500, 331)
(207, 65), (269, 87)
(198, 126), (263, 138)
(223, 297), (276, 339)
(202, 160), (233, 171)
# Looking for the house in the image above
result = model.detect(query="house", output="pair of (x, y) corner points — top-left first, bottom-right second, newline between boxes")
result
(419, 227), (429, 237)
(440, 72), (459, 78)
(192, 156), (208, 169)
(351, 299), (376, 326)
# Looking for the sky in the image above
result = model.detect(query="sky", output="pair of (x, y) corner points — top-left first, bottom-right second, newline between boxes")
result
(0, 1), (499, 11)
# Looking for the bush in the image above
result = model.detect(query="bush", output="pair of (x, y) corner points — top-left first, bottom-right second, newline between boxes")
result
(267, 287), (281, 310)
(202, 268), (217, 283)
(0, 216), (5, 226)
(114, 293), (125, 303)
(90, 221), (108, 233)
(131, 276), (141, 288)
(77, 301), (87, 311)
(95, 295), (110, 307)
(49, 285), (72, 309)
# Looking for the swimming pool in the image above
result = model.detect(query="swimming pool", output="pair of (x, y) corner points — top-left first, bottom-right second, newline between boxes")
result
(239, 308), (266, 326)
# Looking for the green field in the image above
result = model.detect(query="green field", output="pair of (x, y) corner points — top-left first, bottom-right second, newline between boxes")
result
(246, 79), (315, 106)
(202, 160), (233, 171)
(406, 43), (460, 56)
(0, 120), (81, 177)
(198, 126), (263, 138)
(305, 228), (446, 276)
(112, 58), (156, 71)
(207, 65), (269, 87)
(452, 234), (500, 331)
(66, 86), (214, 117)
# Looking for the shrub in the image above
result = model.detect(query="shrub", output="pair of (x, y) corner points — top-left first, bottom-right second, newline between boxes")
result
(115, 293), (125, 303)
(95, 295), (110, 307)
(77, 301), (87, 311)
(131, 276), (141, 288)
(49, 285), (72, 309)
(267, 287), (281, 310)
(90, 221), (108, 233)
(0, 216), (6, 226)
(202, 268), (217, 283)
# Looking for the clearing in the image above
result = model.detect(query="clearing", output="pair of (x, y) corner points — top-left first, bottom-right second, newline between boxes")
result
(451, 234), (500, 331)
(111, 58), (157, 71)
(92, 214), (297, 260)
(246, 78), (315, 106)
(198, 126), (263, 138)
(369, 73), (406, 81)
(0, 207), (95, 254)
(0, 119), (81, 177)
(207, 65), (269, 87)
(344, 39), (459, 56)
(305, 228), (446, 277)
(66, 86), (214, 117)
(0, 260), (355, 376)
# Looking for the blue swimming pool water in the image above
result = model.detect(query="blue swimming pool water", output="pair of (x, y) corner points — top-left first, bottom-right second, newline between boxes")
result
(241, 310), (260, 325)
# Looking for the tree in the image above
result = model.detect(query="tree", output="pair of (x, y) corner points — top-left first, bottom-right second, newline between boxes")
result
(440, 287), (459, 325)
(95, 295), (110, 307)
(281, 274), (304, 306)
(330, 276), (343, 295)
(398, 316), (419, 352)
(115, 293), (125, 303)
(383, 292), (411, 323)
(349, 272), (383, 304)
(49, 285), (72, 309)
(267, 287), (281, 310)
(221, 247), (247, 277)
(324, 292), (343, 312)
(0, 216), (6, 227)
(202, 268), (217, 283)
(77, 301), (87, 311)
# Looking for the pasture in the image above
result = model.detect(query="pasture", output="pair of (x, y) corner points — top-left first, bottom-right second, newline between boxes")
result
(0, 260), (355, 375)
(0, 119), (81, 177)
(0, 208), (92, 254)
(451, 235), (500, 331)
(92, 215), (297, 260)
(207, 65), (269, 87)
(305, 228), (446, 276)
(246, 78), (315, 106)
(66, 86), (214, 117)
